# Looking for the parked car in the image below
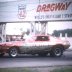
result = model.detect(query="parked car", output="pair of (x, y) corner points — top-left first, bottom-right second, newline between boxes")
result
(0, 34), (70, 57)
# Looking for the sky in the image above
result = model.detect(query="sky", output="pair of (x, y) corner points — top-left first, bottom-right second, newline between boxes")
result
(6, 21), (72, 35)
(48, 21), (72, 34)
(6, 23), (31, 35)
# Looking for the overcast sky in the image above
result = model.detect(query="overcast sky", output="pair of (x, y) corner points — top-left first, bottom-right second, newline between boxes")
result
(48, 21), (72, 34)
(6, 21), (72, 35)
(6, 23), (31, 35)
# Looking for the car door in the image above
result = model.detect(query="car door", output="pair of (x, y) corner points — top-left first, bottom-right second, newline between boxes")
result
(20, 36), (36, 53)
(33, 36), (50, 51)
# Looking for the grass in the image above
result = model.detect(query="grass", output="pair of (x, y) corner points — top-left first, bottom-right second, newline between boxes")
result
(51, 67), (72, 72)
(0, 68), (38, 72)
(0, 67), (72, 72)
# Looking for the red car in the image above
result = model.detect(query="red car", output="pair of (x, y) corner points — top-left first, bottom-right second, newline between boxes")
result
(0, 35), (70, 57)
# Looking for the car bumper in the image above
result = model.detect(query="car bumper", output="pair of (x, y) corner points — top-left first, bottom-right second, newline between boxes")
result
(64, 44), (70, 50)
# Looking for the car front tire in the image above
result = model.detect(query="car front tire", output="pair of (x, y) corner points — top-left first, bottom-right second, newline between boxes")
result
(50, 47), (63, 57)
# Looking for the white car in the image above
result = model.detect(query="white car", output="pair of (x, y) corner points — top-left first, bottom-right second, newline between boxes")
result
(0, 35), (70, 57)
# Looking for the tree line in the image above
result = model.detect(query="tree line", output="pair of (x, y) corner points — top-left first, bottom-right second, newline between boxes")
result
(52, 29), (72, 37)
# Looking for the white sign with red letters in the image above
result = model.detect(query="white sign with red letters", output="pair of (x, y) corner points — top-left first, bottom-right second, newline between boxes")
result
(0, 0), (72, 22)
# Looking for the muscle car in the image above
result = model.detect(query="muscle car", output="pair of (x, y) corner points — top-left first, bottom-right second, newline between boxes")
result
(0, 35), (70, 57)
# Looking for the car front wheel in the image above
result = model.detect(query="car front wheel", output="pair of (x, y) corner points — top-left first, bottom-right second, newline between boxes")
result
(9, 47), (18, 58)
(50, 47), (63, 57)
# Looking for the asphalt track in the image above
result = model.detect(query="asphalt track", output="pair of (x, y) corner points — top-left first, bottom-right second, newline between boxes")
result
(0, 50), (72, 68)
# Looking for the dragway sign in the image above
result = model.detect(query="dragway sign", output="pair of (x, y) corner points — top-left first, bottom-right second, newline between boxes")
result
(0, 0), (72, 22)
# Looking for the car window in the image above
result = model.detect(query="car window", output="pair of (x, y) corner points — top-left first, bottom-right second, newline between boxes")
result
(35, 36), (49, 41)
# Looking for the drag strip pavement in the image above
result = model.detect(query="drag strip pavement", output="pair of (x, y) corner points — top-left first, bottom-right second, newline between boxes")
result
(0, 51), (72, 68)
